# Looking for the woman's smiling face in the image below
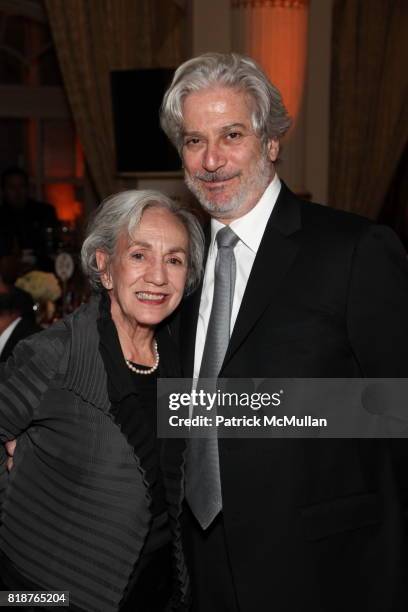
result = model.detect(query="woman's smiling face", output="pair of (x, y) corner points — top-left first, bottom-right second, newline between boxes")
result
(97, 206), (189, 327)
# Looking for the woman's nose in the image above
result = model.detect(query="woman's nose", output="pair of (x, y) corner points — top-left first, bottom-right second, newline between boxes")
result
(145, 259), (168, 285)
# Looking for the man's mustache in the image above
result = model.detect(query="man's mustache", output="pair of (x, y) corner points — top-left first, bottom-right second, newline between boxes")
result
(193, 171), (241, 183)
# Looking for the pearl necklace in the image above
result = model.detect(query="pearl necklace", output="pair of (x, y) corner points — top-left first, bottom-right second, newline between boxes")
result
(125, 340), (159, 375)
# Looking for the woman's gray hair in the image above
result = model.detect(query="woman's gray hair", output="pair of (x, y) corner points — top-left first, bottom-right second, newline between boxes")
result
(81, 190), (204, 295)
(160, 52), (292, 154)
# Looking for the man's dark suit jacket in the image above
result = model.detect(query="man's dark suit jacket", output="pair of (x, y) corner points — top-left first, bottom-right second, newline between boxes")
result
(178, 183), (408, 612)
(0, 317), (41, 363)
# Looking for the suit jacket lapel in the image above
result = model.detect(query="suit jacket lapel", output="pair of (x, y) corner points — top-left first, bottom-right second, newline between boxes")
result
(180, 183), (302, 377)
(222, 183), (301, 370)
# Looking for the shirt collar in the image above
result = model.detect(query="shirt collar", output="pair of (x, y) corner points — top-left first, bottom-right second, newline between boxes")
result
(0, 317), (22, 357)
(210, 173), (281, 253)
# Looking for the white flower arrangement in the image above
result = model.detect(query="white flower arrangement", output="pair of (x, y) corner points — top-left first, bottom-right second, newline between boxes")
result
(15, 271), (62, 303)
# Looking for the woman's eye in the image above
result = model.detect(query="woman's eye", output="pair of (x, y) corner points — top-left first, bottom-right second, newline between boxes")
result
(185, 137), (200, 146)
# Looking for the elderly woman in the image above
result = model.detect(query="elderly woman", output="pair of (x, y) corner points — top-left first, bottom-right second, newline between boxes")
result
(0, 190), (204, 611)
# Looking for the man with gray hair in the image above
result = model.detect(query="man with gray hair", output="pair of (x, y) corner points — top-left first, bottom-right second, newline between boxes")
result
(160, 53), (408, 611)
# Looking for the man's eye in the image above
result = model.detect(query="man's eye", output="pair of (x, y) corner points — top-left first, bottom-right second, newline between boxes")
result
(131, 252), (144, 260)
(227, 132), (241, 140)
(167, 256), (183, 265)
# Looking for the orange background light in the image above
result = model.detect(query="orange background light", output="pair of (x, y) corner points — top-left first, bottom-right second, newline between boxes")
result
(44, 183), (82, 223)
(232, 0), (309, 129)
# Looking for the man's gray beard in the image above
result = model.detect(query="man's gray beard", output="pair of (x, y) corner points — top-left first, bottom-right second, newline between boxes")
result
(185, 155), (272, 218)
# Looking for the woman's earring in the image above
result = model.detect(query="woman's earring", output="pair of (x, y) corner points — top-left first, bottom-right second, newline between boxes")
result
(102, 275), (112, 290)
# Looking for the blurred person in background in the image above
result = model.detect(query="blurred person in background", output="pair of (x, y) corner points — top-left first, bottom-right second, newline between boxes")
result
(0, 283), (41, 363)
(0, 166), (60, 271)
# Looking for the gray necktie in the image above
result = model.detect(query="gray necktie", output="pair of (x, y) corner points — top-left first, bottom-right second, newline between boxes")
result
(186, 226), (239, 529)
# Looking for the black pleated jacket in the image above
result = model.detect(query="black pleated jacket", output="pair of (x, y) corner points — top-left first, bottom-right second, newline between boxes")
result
(0, 296), (189, 611)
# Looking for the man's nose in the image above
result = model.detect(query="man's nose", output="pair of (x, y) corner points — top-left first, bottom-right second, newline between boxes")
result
(202, 142), (226, 172)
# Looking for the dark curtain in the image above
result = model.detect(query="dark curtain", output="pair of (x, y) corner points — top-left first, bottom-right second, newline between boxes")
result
(45, 0), (186, 199)
(329, 0), (408, 220)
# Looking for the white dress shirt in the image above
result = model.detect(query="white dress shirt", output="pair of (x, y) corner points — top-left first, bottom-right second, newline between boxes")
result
(193, 174), (281, 379)
(0, 317), (21, 360)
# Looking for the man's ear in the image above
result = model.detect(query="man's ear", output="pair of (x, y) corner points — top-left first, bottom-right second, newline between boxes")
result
(95, 250), (112, 290)
(267, 139), (279, 162)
